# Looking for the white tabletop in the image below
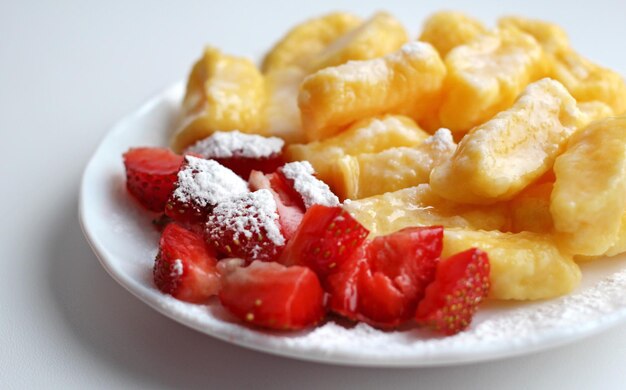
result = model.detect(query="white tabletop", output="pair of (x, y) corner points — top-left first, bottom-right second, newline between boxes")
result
(3, 0), (626, 388)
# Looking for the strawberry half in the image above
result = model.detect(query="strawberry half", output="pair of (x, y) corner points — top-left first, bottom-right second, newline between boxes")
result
(279, 205), (369, 279)
(327, 226), (443, 328)
(249, 170), (305, 239)
(185, 130), (285, 179)
(415, 248), (490, 335)
(153, 222), (220, 303)
(219, 261), (325, 330)
(165, 156), (249, 227)
(205, 190), (286, 262)
(123, 147), (183, 212)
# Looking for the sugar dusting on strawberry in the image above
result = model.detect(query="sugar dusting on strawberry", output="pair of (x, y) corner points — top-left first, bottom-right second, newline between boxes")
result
(171, 156), (248, 207)
(166, 156), (248, 225)
(186, 131), (285, 178)
(186, 130), (284, 159)
(206, 189), (285, 262)
(279, 161), (339, 209)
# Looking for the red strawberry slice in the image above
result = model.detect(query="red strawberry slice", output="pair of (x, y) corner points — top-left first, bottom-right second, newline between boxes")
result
(278, 161), (339, 210)
(219, 261), (325, 330)
(205, 190), (286, 262)
(185, 131), (285, 179)
(249, 170), (304, 239)
(415, 248), (490, 335)
(215, 155), (284, 180)
(153, 223), (220, 303)
(165, 156), (249, 227)
(123, 147), (183, 212)
(357, 226), (442, 327)
(327, 226), (443, 328)
(325, 244), (369, 319)
(279, 205), (369, 279)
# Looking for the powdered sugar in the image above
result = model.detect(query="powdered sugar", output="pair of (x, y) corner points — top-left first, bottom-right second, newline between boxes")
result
(186, 130), (284, 159)
(280, 161), (339, 209)
(173, 156), (248, 208)
(171, 259), (183, 277)
(207, 189), (285, 249)
(423, 128), (456, 152)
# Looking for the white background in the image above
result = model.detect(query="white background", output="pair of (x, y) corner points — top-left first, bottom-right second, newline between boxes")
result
(2, 0), (626, 388)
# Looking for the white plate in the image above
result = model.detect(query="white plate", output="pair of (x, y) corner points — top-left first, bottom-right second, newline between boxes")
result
(80, 82), (626, 367)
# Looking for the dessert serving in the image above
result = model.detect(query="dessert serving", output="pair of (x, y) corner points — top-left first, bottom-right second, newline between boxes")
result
(118, 10), (626, 339)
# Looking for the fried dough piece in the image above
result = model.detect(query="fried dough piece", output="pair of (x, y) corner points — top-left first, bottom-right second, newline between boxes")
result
(509, 181), (554, 234)
(499, 16), (626, 114)
(309, 11), (409, 72)
(552, 116), (626, 256)
(430, 79), (587, 204)
(438, 27), (549, 133)
(419, 11), (487, 57)
(299, 42), (446, 141)
(173, 47), (267, 152)
(264, 66), (307, 143)
(286, 115), (429, 192)
(337, 128), (456, 199)
(344, 184), (510, 236)
(261, 12), (363, 72)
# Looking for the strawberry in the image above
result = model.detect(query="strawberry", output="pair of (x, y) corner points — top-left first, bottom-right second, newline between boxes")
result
(123, 147), (183, 212)
(415, 248), (490, 335)
(278, 161), (339, 210)
(249, 170), (305, 239)
(357, 226), (442, 327)
(205, 190), (286, 262)
(279, 205), (369, 279)
(185, 130), (285, 179)
(153, 222), (220, 303)
(219, 261), (325, 330)
(215, 155), (284, 180)
(165, 156), (249, 227)
(327, 226), (443, 328)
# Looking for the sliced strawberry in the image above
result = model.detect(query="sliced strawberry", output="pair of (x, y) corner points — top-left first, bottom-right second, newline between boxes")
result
(165, 156), (249, 227)
(415, 248), (490, 335)
(279, 205), (369, 279)
(185, 131), (285, 179)
(205, 190), (286, 262)
(358, 226), (442, 327)
(325, 244), (369, 319)
(278, 161), (339, 210)
(153, 223), (220, 303)
(219, 261), (325, 330)
(327, 226), (443, 328)
(249, 170), (304, 239)
(123, 147), (183, 212)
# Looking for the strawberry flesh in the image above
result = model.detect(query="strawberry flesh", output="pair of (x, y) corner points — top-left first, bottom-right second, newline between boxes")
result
(327, 226), (443, 328)
(249, 170), (305, 240)
(123, 147), (183, 212)
(279, 205), (369, 279)
(153, 222), (220, 303)
(415, 248), (490, 335)
(219, 261), (325, 330)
